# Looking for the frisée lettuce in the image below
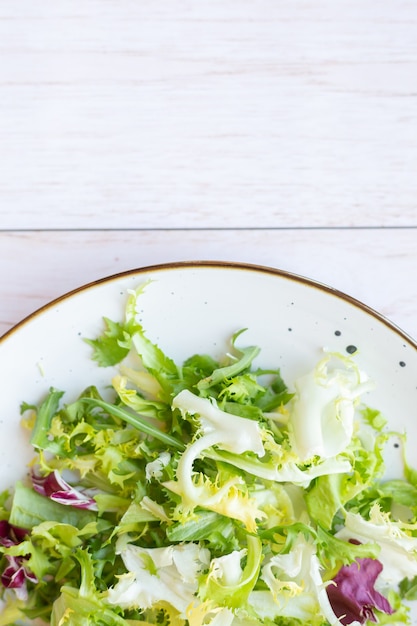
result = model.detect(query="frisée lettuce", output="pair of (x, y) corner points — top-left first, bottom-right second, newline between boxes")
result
(1, 284), (417, 626)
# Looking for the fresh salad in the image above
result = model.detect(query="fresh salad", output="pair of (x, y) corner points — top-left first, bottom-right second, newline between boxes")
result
(1, 284), (417, 626)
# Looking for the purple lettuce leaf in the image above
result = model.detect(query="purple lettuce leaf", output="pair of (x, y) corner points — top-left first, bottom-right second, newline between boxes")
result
(0, 520), (37, 600)
(31, 469), (98, 510)
(327, 556), (394, 625)
(0, 520), (28, 547)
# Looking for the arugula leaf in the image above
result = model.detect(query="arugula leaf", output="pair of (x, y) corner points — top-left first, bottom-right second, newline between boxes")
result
(197, 329), (260, 393)
(80, 397), (184, 451)
(29, 387), (65, 451)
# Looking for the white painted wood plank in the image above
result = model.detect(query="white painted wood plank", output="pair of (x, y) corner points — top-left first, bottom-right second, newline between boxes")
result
(1, 228), (416, 340)
(0, 1), (416, 228)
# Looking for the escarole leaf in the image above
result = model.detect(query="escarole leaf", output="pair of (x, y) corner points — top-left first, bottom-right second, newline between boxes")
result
(316, 525), (380, 571)
(111, 374), (171, 420)
(51, 549), (127, 626)
(107, 539), (210, 615)
(199, 535), (263, 609)
(336, 504), (417, 587)
(288, 352), (374, 462)
(164, 390), (267, 531)
(166, 510), (234, 543)
(379, 479), (417, 509)
(123, 287), (179, 394)
(305, 443), (385, 531)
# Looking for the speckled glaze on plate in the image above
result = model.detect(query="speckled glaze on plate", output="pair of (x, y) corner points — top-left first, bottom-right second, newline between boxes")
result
(1, 261), (417, 618)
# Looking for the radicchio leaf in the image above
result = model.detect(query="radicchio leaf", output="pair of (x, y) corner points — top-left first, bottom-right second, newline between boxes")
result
(0, 520), (27, 547)
(327, 556), (394, 625)
(0, 520), (37, 600)
(32, 469), (98, 510)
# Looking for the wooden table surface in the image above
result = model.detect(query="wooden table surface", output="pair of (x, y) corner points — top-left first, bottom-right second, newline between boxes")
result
(1, 1), (416, 340)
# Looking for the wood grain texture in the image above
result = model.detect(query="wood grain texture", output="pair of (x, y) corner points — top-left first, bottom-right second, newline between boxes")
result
(1, 229), (416, 340)
(0, 1), (416, 228)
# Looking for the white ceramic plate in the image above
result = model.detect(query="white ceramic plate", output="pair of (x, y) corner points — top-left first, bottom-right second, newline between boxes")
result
(1, 261), (416, 488)
(1, 261), (417, 620)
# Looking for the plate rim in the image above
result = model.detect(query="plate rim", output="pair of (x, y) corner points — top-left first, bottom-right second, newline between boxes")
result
(2, 259), (416, 350)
